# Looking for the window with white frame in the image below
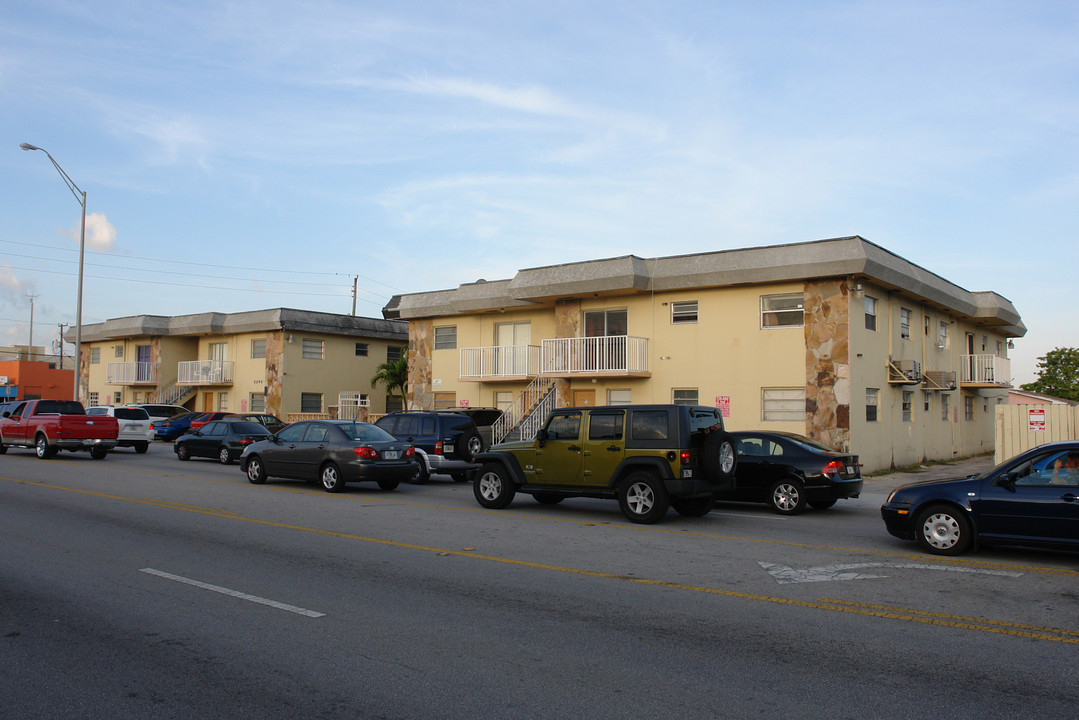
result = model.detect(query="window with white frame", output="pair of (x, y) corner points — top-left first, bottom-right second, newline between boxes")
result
(924, 315), (931, 337)
(900, 308), (911, 339)
(941, 393), (950, 421)
(923, 391), (931, 413)
(113, 391), (122, 404)
(965, 396), (975, 421)
(434, 326), (457, 350)
(996, 340), (1003, 357)
(864, 296), (878, 331)
(218, 392), (228, 411)
(433, 392), (457, 409)
(760, 293), (804, 328)
(251, 339), (266, 359)
(671, 301), (698, 324)
(355, 342), (368, 357)
(302, 339), (324, 360)
(249, 393), (266, 412)
(902, 391), (913, 422)
(608, 388), (632, 404)
(115, 345), (124, 358)
(866, 388), (879, 422)
(672, 388), (698, 406)
(938, 321), (949, 349)
(762, 388), (805, 421)
(90, 347), (100, 364)
(300, 393), (323, 413)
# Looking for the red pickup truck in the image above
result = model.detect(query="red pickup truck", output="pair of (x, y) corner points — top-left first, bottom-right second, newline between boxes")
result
(0, 399), (119, 459)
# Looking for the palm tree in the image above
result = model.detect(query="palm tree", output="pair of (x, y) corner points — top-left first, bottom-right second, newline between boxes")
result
(370, 356), (409, 407)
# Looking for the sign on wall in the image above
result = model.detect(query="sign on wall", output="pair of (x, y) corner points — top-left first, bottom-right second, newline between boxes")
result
(1028, 407), (1046, 432)
(715, 395), (730, 418)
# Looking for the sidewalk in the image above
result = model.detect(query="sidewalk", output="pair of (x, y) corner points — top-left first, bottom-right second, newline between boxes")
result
(862, 453), (996, 494)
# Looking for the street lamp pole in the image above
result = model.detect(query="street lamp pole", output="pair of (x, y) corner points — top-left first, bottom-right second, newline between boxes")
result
(20, 143), (87, 402)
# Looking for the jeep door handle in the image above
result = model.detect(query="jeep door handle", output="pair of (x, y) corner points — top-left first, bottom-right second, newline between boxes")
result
(607, 446), (620, 452)
(568, 445), (581, 452)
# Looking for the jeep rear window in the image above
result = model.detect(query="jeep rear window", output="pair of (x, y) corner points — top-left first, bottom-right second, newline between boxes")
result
(630, 410), (669, 441)
(688, 409), (723, 434)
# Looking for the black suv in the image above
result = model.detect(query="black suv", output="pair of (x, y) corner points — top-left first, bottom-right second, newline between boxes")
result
(473, 404), (737, 523)
(374, 411), (484, 483)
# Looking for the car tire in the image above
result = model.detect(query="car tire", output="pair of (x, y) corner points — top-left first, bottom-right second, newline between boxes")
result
(671, 495), (714, 517)
(218, 446), (233, 465)
(321, 463), (346, 493)
(618, 472), (670, 524)
(411, 457), (430, 484)
(916, 504), (973, 556)
(176, 444), (191, 461)
(135, 442), (149, 454)
(809, 498), (837, 510)
(458, 431), (484, 462)
(533, 492), (564, 505)
(246, 456), (267, 484)
(90, 447), (108, 460)
(474, 463), (516, 509)
(702, 431), (737, 482)
(35, 434), (55, 459)
(769, 477), (806, 515)
(377, 479), (400, 491)
(0, 437), (6, 454)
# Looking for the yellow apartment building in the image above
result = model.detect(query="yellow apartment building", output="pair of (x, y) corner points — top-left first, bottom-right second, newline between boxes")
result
(383, 236), (1025, 472)
(73, 308), (408, 418)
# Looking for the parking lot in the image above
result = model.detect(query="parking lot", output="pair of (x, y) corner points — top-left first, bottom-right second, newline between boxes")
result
(2, 444), (1076, 719)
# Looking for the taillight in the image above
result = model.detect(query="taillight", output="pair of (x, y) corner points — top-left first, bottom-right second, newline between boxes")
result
(405, 446), (415, 457)
(353, 446), (378, 459)
(680, 450), (691, 465)
(434, 440), (444, 455)
(822, 460), (840, 475)
(239, 438), (254, 446)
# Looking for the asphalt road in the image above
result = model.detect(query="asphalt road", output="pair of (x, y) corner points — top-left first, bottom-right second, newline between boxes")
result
(2, 445), (1076, 719)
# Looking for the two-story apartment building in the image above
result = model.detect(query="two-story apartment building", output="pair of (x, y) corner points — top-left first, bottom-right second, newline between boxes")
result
(383, 236), (1025, 472)
(72, 308), (408, 418)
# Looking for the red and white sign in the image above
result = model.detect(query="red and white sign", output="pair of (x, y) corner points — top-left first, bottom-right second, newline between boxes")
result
(1028, 407), (1046, 432)
(715, 395), (731, 418)
(459, 399), (470, 408)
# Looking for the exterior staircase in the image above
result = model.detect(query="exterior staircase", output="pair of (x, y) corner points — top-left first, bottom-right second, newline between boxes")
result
(149, 382), (197, 407)
(492, 376), (556, 445)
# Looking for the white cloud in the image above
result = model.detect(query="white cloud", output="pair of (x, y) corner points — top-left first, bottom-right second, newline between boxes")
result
(0, 261), (31, 306)
(75, 213), (118, 251)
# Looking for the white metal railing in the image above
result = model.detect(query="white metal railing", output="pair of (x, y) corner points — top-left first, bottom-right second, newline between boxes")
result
(460, 345), (541, 379)
(177, 360), (235, 385)
(541, 336), (648, 374)
(106, 361), (159, 384)
(492, 376), (555, 445)
(337, 391), (372, 420)
(960, 354), (1011, 385)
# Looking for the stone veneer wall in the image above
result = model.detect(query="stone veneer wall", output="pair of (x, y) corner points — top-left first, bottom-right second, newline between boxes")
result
(804, 279), (851, 452)
(265, 331), (283, 417)
(553, 299), (581, 407)
(409, 318), (433, 410)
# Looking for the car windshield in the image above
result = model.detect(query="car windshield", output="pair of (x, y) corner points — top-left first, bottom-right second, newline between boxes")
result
(338, 423), (396, 442)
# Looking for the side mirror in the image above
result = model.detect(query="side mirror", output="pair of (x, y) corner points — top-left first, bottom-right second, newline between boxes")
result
(993, 473), (1017, 491)
(536, 429), (548, 447)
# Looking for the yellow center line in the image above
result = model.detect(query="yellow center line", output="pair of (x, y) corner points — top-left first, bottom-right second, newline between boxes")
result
(5, 474), (1078, 644)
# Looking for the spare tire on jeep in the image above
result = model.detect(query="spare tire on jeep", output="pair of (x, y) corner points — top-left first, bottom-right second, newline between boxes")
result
(701, 431), (737, 481)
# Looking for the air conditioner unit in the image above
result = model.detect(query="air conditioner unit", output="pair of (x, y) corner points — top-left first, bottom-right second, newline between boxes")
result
(923, 371), (957, 390)
(896, 359), (922, 381)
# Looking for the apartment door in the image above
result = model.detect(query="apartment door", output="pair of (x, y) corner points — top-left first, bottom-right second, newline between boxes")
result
(572, 389), (596, 407)
(203, 392), (214, 411)
(495, 322), (530, 375)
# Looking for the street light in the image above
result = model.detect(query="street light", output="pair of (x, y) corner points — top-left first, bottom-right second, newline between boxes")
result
(20, 143), (87, 401)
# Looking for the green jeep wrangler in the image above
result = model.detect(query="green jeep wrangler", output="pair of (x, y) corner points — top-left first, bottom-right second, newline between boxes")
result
(472, 404), (737, 524)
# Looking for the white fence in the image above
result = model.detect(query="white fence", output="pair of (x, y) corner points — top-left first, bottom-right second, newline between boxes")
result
(995, 404), (1079, 463)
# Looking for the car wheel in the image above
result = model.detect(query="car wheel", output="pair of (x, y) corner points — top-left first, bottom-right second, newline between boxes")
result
(0, 437), (6, 454)
(378, 479), (400, 491)
(458, 431), (484, 462)
(411, 457), (430, 484)
(176, 444), (191, 461)
(246, 456), (267, 484)
(671, 495), (714, 517)
(321, 463), (346, 493)
(809, 498), (837, 510)
(90, 447), (108, 460)
(35, 434), (55, 459)
(533, 492), (564, 505)
(474, 463), (516, 509)
(916, 504), (973, 555)
(702, 431), (737, 481)
(769, 478), (806, 515)
(618, 472), (670, 524)
(218, 446), (232, 465)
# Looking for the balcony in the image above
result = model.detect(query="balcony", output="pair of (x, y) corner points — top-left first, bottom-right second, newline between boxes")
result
(177, 360), (235, 385)
(960, 354), (1011, 388)
(541, 336), (650, 378)
(106, 362), (159, 385)
(460, 345), (541, 382)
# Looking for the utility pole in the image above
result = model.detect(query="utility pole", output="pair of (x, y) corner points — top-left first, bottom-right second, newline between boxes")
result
(27, 292), (37, 362)
(352, 276), (358, 316)
(56, 323), (69, 369)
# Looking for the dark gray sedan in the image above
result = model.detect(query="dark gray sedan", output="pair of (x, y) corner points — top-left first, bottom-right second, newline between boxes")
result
(240, 420), (416, 493)
(174, 420), (272, 465)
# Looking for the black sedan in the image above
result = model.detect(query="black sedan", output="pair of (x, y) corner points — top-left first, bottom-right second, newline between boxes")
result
(881, 441), (1079, 556)
(722, 431), (862, 514)
(174, 421), (272, 464)
(239, 420), (415, 493)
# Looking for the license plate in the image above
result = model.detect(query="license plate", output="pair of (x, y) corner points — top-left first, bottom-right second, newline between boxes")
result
(383, 450), (400, 460)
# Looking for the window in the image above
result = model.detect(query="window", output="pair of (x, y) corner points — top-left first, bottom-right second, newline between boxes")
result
(545, 413), (582, 441)
(924, 315), (931, 337)
(115, 345), (124, 358)
(996, 340), (1003, 357)
(251, 339), (266, 359)
(981, 335), (988, 352)
(671, 301), (698, 324)
(355, 342), (369, 357)
(923, 392), (931, 413)
(938, 321), (949, 349)
(629, 410), (670, 441)
(763, 388), (805, 422)
(941, 394), (950, 421)
(965, 396), (975, 421)
(902, 391), (913, 422)
(91, 347), (100, 364)
(88, 392), (99, 406)
(672, 389), (698, 405)
(866, 388), (879, 422)
(302, 339), (324, 360)
(608, 388), (631, 404)
(113, 391), (122, 404)
(385, 395), (403, 413)
(588, 411), (624, 441)
(584, 309), (627, 337)
(760, 293), (804, 328)
(218, 392), (228, 411)
(209, 342), (228, 361)
(864, 296), (878, 331)
(300, 393), (323, 413)
(387, 346), (404, 362)
(249, 393), (266, 412)
(433, 392), (457, 409)
(900, 308), (911, 339)
(434, 326), (457, 350)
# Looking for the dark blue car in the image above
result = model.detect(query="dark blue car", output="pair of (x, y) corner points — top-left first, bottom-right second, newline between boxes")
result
(154, 411), (198, 441)
(881, 441), (1079, 555)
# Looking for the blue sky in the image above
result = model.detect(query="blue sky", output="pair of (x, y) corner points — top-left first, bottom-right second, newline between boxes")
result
(1, 0), (1076, 385)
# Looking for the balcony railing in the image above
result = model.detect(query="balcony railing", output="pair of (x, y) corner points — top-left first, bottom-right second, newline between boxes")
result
(460, 345), (541, 380)
(541, 336), (649, 376)
(960, 354), (1011, 387)
(106, 361), (159, 385)
(177, 360), (235, 385)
